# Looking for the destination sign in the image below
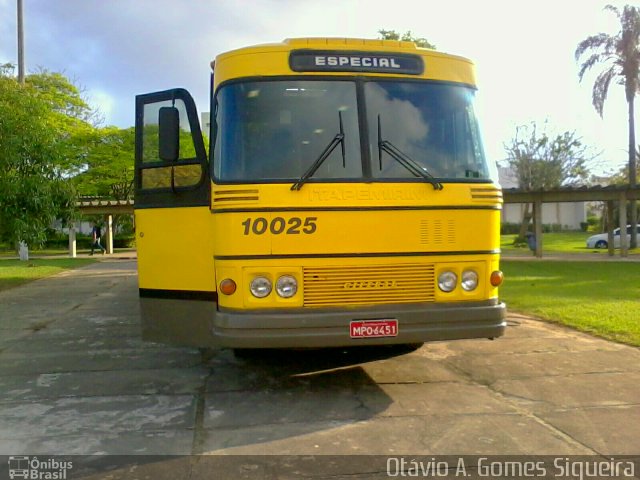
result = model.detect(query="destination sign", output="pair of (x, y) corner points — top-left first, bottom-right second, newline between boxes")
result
(289, 50), (424, 75)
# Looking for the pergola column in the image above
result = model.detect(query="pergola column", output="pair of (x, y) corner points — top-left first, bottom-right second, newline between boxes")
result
(533, 199), (543, 258)
(68, 223), (77, 258)
(606, 201), (614, 257)
(104, 214), (113, 254)
(619, 193), (628, 258)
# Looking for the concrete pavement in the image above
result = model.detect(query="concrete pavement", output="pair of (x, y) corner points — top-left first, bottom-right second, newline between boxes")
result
(0, 259), (639, 465)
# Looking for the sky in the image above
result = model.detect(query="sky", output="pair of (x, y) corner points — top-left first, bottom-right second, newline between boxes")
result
(1, 0), (637, 175)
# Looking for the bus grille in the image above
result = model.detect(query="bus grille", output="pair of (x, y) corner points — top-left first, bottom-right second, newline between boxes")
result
(303, 264), (436, 307)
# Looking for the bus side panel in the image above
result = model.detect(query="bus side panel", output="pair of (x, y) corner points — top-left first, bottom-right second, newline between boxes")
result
(135, 206), (214, 292)
(136, 206), (216, 346)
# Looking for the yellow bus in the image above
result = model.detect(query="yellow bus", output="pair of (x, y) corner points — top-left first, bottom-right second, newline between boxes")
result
(134, 37), (506, 349)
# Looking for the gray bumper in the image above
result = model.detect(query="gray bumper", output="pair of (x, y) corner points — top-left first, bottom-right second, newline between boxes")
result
(141, 297), (506, 348)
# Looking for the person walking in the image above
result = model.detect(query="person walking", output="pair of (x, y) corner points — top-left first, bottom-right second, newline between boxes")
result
(90, 224), (106, 255)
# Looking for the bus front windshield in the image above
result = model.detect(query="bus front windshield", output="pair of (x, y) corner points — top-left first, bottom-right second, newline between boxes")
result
(213, 79), (495, 183)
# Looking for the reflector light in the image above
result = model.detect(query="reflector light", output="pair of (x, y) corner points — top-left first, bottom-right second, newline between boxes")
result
(490, 270), (504, 287)
(219, 278), (236, 295)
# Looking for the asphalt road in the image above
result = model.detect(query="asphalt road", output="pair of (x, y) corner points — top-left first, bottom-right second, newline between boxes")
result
(0, 259), (638, 477)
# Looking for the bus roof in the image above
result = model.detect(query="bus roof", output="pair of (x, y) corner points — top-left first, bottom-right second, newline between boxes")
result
(212, 37), (477, 87)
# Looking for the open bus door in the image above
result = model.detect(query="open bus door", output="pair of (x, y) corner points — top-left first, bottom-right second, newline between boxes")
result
(134, 88), (215, 345)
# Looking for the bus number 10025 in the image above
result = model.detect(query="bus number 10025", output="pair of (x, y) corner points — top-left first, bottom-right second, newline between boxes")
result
(241, 217), (318, 235)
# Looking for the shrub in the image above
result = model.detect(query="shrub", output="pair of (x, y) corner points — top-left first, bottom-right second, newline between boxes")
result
(114, 235), (136, 249)
(500, 222), (521, 235)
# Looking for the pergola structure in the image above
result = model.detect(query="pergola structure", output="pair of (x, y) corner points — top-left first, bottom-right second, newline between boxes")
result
(503, 185), (640, 258)
(71, 187), (640, 258)
(71, 199), (134, 257)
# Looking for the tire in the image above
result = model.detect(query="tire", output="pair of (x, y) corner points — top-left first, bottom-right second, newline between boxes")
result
(595, 240), (608, 249)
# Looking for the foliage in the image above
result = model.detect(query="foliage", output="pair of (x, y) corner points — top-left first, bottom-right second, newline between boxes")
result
(576, 4), (640, 247)
(501, 223), (568, 235)
(0, 64), (138, 247)
(18, 67), (98, 175)
(604, 145), (640, 185)
(592, 146), (640, 229)
(501, 231), (593, 252)
(38, 232), (135, 250)
(378, 30), (436, 49)
(504, 122), (591, 190)
(71, 125), (138, 236)
(503, 122), (592, 243)
(575, 5), (640, 117)
(74, 127), (135, 200)
(0, 65), (90, 247)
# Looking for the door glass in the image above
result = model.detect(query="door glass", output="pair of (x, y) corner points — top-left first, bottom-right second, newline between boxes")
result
(140, 99), (202, 188)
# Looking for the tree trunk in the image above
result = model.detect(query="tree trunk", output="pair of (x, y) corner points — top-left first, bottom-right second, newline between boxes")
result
(518, 203), (532, 240)
(628, 95), (637, 249)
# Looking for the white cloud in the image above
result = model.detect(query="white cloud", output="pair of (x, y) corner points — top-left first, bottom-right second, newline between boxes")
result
(87, 89), (115, 126)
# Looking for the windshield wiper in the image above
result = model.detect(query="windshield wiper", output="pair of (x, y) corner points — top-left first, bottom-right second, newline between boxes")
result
(377, 115), (443, 191)
(291, 111), (346, 191)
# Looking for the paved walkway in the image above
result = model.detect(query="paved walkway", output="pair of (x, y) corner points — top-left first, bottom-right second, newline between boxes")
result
(0, 260), (638, 475)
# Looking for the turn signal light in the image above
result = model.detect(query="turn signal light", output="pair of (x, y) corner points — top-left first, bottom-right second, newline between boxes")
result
(219, 278), (237, 295)
(490, 271), (504, 287)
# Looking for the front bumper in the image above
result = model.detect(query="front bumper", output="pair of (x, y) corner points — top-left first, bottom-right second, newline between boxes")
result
(141, 297), (506, 348)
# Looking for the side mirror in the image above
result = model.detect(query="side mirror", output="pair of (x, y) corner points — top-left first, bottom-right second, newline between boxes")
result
(158, 106), (180, 162)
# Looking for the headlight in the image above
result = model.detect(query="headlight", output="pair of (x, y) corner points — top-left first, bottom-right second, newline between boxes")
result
(276, 275), (298, 298)
(250, 276), (272, 298)
(461, 270), (479, 291)
(437, 271), (457, 292)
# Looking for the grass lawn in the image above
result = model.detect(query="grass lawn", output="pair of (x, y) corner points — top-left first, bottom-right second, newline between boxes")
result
(0, 258), (96, 292)
(501, 260), (640, 346)
(502, 231), (592, 253)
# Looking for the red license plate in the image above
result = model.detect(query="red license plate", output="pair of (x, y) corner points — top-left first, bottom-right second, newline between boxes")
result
(350, 319), (398, 338)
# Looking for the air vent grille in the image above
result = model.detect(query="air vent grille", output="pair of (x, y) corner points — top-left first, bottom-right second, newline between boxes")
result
(303, 264), (435, 307)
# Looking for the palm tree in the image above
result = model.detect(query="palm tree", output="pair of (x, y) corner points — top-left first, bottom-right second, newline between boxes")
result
(576, 4), (640, 248)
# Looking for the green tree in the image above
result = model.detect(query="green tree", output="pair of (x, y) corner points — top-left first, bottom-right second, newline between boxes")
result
(575, 4), (640, 247)
(25, 68), (98, 176)
(75, 127), (135, 200)
(73, 127), (136, 235)
(504, 122), (591, 240)
(597, 145), (640, 230)
(378, 29), (436, 49)
(0, 65), (101, 248)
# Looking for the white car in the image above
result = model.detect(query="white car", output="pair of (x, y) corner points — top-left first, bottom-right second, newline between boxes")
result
(586, 224), (640, 249)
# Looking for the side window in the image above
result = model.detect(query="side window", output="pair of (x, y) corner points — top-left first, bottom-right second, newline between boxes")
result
(135, 89), (209, 207)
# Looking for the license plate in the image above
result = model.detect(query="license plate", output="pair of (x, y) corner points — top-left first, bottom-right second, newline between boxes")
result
(350, 319), (398, 338)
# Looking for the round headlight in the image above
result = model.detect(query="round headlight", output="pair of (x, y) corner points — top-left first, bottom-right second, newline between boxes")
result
(276, 275), (298, 298)
(438, 271), (457, 292)
(250, 276), (272, 298)
(461, 270), (479, 291)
